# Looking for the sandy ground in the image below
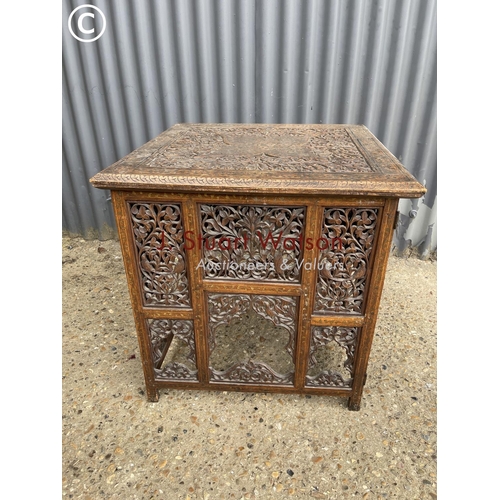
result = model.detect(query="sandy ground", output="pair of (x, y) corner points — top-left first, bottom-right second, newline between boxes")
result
(62, 237), (436, 499)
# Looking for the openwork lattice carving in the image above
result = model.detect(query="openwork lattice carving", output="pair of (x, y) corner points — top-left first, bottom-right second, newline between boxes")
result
(143, 125), (374, 173)
(306, 326), (359, 388)
(211, 360), (293, 384)
(199, 204), (305, 282)
(207, 294), (297, 384)
(147, 319), (197, 381)
(314, 208), (378, 314)
(129, 203), (190, 307)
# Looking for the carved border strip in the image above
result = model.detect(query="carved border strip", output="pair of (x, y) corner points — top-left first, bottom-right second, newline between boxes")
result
(93, 172), (422, 196)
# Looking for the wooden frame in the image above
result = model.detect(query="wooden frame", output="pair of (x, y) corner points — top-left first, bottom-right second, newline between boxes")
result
(91, 124), (425, 410)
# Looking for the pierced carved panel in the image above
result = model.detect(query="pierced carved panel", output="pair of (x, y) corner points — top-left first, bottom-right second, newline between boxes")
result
(207, 293), (297, 385)
(314, 208), (378, 314)
(147, 319), (197, 381)
(129, 203), (191, 307)
(306, 326), (359, 388)
(211, 361), (293, 384)
(199, 204), (305, 282)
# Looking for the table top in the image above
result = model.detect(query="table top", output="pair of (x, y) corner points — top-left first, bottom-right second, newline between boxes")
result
(90, 123), (426, 198)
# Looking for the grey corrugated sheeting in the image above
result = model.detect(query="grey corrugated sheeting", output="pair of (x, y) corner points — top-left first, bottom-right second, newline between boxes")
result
(63, 0), (436, 254)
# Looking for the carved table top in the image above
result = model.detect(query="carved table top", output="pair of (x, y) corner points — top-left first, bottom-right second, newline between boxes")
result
(90, 123), (426, 198)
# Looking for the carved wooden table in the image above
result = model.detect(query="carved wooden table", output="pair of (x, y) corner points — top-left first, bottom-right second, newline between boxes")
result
(90, 124), (425, 410)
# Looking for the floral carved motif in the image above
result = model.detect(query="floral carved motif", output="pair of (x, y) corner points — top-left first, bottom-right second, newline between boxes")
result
(143, 126), (374, 173)
(129, 203), (190, 307)
(200, 204), (305, 282)
(306, 326), (359, 388)
(207, 294), (297, 384)
(210, 361), (293, 384)
(148, 319), (197, 381)
(314, 208), (378, 314)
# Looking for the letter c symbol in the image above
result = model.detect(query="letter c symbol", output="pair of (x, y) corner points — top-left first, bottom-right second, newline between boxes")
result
(78, 13), (95, 35)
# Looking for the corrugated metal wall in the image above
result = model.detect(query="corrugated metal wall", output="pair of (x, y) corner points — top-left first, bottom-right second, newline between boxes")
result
(63, 0), (437, 255)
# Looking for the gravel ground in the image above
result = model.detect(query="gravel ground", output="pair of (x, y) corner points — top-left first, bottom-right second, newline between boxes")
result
(62, 237), (437, 500)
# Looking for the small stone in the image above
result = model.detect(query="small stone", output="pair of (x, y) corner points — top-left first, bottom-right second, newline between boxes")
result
(272, 471), (280, 478)
(287, 469), (294, 476)
(357, 432), (365, 440)
(265, 461), (272, 467)
(372, 470), (381, 477)
(423, 479), (432, 485)
(312, 456), (323, 463)
(375, 452), (383, 458)
(158, 459), (168, 469)
(106, 474), (115, 484)
(276, 484), (283, 492)
(107, 464), (116, 473)
(114, 447), (124, 455)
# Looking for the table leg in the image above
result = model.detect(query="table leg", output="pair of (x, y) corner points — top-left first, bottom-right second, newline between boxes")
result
(146, 385), (159, 402)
